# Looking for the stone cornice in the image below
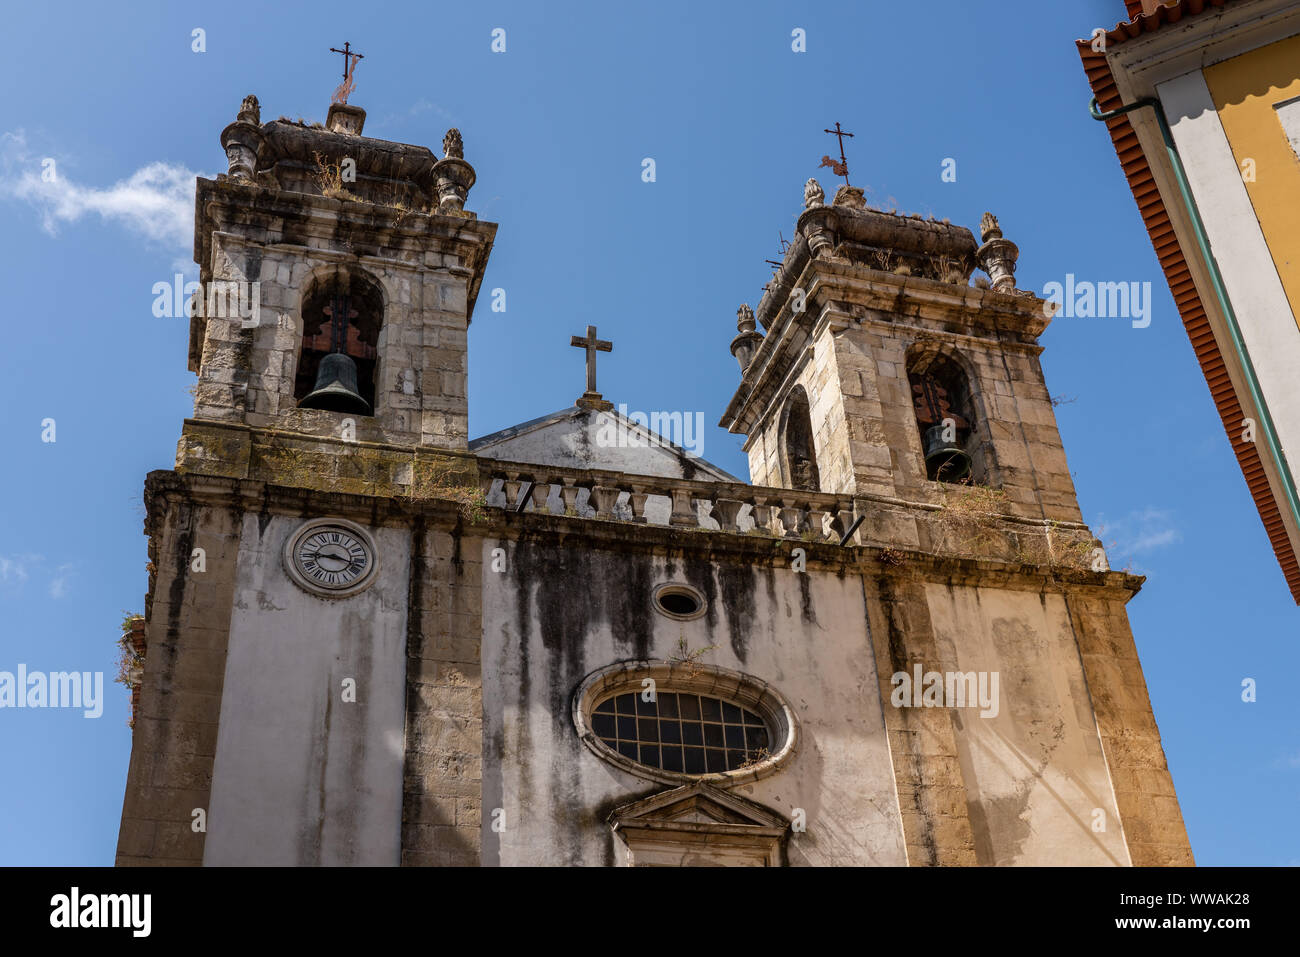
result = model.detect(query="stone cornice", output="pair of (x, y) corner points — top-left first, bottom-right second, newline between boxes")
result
(144, 467), (1140, 601)
(194, 176), (497, 283)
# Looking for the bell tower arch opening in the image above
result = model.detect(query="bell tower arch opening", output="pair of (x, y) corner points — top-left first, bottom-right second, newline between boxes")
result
(295, 268), (385, 415)
(906, 347), (986, 484)
(780, 386), (821, 492)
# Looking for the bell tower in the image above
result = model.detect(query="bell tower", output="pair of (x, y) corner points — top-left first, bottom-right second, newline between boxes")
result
(116, 82), (497, 866)
(720, 179), (1193, 867)
(721, 183), (1082, 536)
(182, 93), (495, 482)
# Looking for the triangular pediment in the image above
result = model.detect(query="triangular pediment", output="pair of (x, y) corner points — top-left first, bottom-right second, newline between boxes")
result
(470, 405), (740, 482)
(609, 781), (786, 830)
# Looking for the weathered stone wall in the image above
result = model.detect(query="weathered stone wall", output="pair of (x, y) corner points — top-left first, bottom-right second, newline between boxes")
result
(809, 301), (1080, 523)
(400, 519), (485, 866)
(188, 177), (496, 453)
(202, 515), (411, 865)
(1065, 590), (1195, 865)
(116, 485), (240, 866)
(116, 474), (486, 867)
(745, 327), (854, 495)
(195, 228), (474, 450)
(731, 260), (1082, 525)
(480, 529), (908, 867)
(117, 471), (1191, 867)
(925, 582), (1129, 865)
(865, 572), (978, 865)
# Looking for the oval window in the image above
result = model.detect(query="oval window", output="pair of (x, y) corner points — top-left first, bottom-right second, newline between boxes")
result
(653, 583), (706, 621)
(591, 691), (770, 775)
(573, 661), (798, 786)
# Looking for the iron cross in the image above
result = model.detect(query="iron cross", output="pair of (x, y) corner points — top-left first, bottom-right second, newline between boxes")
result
(570, 325), (612, 395)
(329, 42), (364, 104)
(822, 122), (855, 186)
(329, 42), (364, 80)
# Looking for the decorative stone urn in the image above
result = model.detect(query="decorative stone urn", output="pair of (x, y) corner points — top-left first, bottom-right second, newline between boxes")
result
(432, 128), (475, 214)
(220, 95), (264, 181)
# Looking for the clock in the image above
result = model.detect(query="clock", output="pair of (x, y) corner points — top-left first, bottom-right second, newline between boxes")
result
(284, 518), (378, 598)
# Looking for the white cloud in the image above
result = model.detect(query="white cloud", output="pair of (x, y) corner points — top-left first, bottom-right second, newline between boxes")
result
(1094, 507), (1182, 567)
(0, 554), (35, 585)
(1125, 508), (1183, 553)
(48, 563), (75, 599)
(407, 98), (454, 121)
(372, 99), (456, 135)
(0, 130), (205, 254)
(0, 554), (77, 600)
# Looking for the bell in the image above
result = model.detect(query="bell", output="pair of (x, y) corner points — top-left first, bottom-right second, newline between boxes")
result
(923, 424), (971, 481)
(299, 353), (372, 415)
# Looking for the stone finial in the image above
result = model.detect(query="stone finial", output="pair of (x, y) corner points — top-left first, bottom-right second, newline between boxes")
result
(730, 303), (764, 374)
(238, 94), (261, 126)
(443, 128), (464, 160)
(975, 211), (1019, 292)
(804, 178), (824, 209)
(980, 211), (1002, 243)
(432, 129), (474, 214)
(221, 96), (265, 181)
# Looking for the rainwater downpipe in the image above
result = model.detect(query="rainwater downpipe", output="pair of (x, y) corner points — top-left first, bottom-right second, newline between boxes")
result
(1089, 94), (1300, 543)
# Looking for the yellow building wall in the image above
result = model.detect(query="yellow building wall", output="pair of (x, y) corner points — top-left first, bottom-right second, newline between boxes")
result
(1205, 35), (1300, 334)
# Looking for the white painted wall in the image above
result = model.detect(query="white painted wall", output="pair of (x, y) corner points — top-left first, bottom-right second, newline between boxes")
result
(480, 539), (908, 866)
(472, 407), (737, 481)
(204, 515), (410, 865)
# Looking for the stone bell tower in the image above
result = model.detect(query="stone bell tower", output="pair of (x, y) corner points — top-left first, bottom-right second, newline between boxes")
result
(116, 86), (497, 866)
(719, 179), (1194, 867)
(721, 182), (1082, 539)
(184, 94), (495, 468)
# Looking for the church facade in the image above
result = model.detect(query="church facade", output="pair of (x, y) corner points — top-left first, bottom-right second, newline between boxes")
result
(115, 91), (1193, 866)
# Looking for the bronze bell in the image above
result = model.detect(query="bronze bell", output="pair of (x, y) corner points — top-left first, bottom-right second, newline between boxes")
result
(923, 424), (971, 481)
(299, 353), (372, 415)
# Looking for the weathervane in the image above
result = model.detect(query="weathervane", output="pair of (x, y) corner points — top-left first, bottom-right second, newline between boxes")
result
(329, 42), (364, 105)
(819, 122), (854, 187)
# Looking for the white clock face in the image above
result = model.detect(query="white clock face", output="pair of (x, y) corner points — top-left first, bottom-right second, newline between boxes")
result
(285, 520), (377, 597)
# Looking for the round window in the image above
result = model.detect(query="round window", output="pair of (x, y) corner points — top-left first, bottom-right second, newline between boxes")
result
(653, 583), (706, 621)
(572, 661), (798, 787)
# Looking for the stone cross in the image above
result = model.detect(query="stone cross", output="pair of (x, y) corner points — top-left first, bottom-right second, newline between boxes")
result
(570, 324), (613, 410)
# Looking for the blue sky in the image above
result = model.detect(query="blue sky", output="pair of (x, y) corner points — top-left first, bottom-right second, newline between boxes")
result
(0, 0), (1295, 866)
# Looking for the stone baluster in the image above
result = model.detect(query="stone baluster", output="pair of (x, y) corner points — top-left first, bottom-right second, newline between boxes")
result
(559, 477), (582, 516)
(750, 497), (774, 535)
(669, 487), (698, 527)
(503, 471), (523, 511)
(628, 484), (652, 523)
(529, 480), (552, 514)
(807, 505), (831, 541)
(832, 504), (856, 542)
(711, 498), (745, 534)
(778, 499), (804, 538)
(590, 484), (621, 520)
